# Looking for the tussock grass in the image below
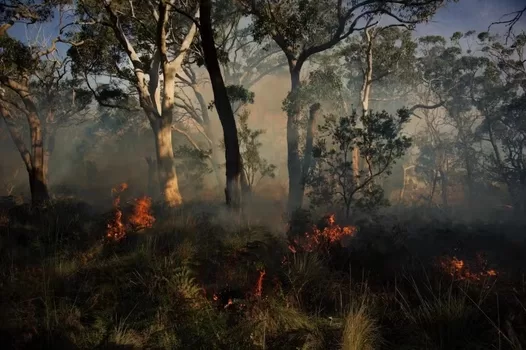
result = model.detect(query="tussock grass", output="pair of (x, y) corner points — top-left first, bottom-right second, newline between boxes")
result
(342, 297), (383, 350)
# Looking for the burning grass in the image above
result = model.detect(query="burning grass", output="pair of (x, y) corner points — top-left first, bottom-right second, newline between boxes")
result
(1, 202), (526, 349)
(288, 214), (357, 253)
(106, 183), (155, 242)
(438, 254), (499, 282)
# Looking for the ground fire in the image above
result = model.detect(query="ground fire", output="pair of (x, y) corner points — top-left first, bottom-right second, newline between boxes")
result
(289, 214), (357, 253)
(439, 255), (498, 282)
(106, 183), (155, 241)
(129, 196), (155, 231)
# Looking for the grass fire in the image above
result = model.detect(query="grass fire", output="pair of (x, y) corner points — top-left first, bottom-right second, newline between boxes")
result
(1, 0), (526, 349)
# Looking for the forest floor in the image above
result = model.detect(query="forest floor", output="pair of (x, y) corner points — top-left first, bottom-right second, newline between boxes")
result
(1, 197), (526, 349)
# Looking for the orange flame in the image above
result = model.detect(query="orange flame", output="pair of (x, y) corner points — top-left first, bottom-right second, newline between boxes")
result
(129, 196), (155, 231)
(439, 255), (498, 282)
(106, 183), (155, 241)
(290, 214), (357, 253)
(106, 183), (128, 241)
(255, 270), (266, 298)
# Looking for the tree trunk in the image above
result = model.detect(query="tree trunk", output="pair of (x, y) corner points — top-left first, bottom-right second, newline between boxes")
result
(27, 111), (49, 206)
(464, 154), (474, 207)
(299, 103), (320, 205)
(439, 169), (448, 208)
(194, 85), (223, 190)
(151, 119), (182, 207)
(357, 28), (375, 186)
(43, 127), (55, 185)
(200, 0), (246, 207)
(29, 166), (49, 206)
(287, 65), (304, 213)
(429, 170), (438, 205)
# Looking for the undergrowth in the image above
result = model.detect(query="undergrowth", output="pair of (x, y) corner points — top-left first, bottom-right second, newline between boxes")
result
(0, 200), (525, 349)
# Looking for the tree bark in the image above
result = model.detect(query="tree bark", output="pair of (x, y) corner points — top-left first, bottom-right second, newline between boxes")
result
(43, 125), (56, 184)
(439, 169), (448, 208)
(199, 0), (246, 207)
(103, 1), (199, 208)
(27, 110), (49, 206)
(0, 102), (49, 206)
(356, 27), (375, 185)
(193, 84), (223, 189)
(151, 119), (182, 206)
(299, 102), (321, 205)
(286, 64), (304, 213)
(464, 153), (474, 207)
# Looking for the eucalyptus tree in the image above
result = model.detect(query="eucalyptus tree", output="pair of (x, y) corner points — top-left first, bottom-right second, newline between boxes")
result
(172, 10), (286, 193)
(474, 31), (526, 214)
(237, 0), (454, 212)
(68, 0), (200, 207)
(0, 0), (79, 206)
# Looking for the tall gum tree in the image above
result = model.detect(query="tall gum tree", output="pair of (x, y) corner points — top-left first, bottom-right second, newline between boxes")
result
(0, 1), (73, 206)
(238, 0), (454, 213)
(69, 0), (200, 207)
(199, 0), (248, 207)
(173, 8), (286, 194)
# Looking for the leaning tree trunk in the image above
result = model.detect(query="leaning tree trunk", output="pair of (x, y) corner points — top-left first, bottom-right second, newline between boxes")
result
(200, 0), (246, 207)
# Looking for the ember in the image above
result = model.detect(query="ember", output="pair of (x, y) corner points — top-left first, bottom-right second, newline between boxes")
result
(254, 270), (266, 298)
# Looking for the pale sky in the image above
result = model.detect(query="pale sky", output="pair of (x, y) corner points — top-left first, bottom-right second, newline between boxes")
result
(415, 0), (525, 36)
(7, 0), (526, 44)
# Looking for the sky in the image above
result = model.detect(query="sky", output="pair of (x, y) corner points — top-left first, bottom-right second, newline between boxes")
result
(7, 0), (526, 45)
(415, 0), (526, 36)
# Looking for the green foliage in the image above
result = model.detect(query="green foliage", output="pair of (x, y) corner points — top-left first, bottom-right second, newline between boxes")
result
(236, 110), (276, 189)
(283, 67), (345, 116)
(342, 26), (419, 106)
(174, 145), (213, 195)
(308, 109), (412, 216)
(219, 85), (276, 190)
(0, 36), (35, 73)
(226, 84), (255, 105)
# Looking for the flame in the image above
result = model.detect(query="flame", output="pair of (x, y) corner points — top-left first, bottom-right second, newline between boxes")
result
(254, 270), (266, 298)
(129, 196), (155, 231)
(112, 182), (128, 195)
(106, 183), (128, 241)
(439, 254), (498, 282)
(106, 183), (155, 241)
(290, 214), (357, 253)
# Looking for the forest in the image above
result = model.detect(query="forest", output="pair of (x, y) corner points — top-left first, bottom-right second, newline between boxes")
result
(1, 0), (526, 348)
